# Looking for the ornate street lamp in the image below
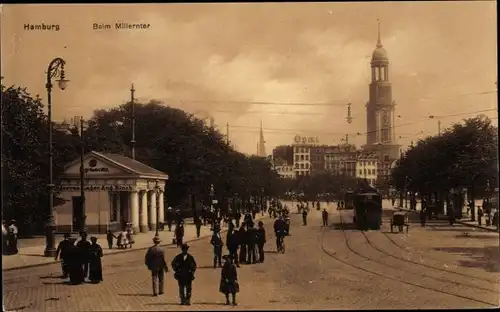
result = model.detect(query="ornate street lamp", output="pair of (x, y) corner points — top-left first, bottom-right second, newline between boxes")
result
(44, 57), (69, 257)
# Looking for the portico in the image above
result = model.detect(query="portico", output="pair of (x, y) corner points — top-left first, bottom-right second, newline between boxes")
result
(56, 151), (168, 234)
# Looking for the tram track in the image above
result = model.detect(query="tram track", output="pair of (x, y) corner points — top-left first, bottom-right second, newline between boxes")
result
(320, 209), (498, 307)
(378, 223), (499, 284)
(359, 229), (497, 293)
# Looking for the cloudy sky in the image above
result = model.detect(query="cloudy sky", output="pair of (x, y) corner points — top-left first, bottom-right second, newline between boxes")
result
(2, 2), (497, 155)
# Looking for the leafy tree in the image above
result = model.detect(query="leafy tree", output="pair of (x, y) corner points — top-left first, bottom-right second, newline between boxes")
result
(87, 100), (283, 208)
(1, 82), (79, 234)
(390, 116), (498, 212)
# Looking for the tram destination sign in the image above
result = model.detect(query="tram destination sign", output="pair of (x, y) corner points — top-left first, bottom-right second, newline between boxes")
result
(58, 184), (134, 191)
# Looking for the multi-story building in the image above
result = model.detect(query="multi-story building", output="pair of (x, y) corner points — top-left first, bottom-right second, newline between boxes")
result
(293, 143), (311, 177)
(356, 153), (379, 186)
(272, 145), (294, 166)
(324, 144), (357, 178)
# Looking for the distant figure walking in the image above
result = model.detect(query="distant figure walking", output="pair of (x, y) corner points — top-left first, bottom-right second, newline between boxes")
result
(219, 255), (239, 305)
(145, 236), (169, 296)
(88, 237), (104, 283)
(322, 209), (329, 227)
(171, 244), (197, 305)
(55, 233), (73, 278)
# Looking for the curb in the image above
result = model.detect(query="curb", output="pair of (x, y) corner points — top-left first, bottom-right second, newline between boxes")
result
(394, 206), (498, 233)
(3, 215), (270, 272)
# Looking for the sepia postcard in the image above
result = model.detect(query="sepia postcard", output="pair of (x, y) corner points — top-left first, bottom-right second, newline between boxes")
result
(1, 2), (498, 311)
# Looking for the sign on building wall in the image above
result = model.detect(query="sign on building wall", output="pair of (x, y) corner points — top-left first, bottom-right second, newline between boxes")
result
(58, 184), (134, 191)
(294, 135), (319, 144)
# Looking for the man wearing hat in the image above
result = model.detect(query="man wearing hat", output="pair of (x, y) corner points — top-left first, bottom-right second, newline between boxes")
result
(210, 226), (224, 268)
(171, 243), (197, 305)
(55, 233), (74, 278)
(145, 236), (169, 296)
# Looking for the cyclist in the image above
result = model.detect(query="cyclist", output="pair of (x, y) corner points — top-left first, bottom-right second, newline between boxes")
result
(273, 215), (287, 252)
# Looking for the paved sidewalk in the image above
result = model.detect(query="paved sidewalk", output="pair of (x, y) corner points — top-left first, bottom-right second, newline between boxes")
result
(395, 205), (498, 232)
(2, 213), (269, 271)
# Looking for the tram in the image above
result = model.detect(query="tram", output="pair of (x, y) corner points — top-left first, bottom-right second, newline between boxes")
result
(352, 180), (383, 230)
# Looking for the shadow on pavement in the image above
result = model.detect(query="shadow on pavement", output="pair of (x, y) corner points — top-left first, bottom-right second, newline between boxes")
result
(191, 302), (228, 306)
(145, 302), (181, 306)
(454, 234), (499, 240)
(18, 253), (48, 258)
(42, 281), (72, 285)
(118, 293), (155, 297)
(264, 250), (277, 254)
(197, 265), (219, 269)
(432, 246), (500, 273)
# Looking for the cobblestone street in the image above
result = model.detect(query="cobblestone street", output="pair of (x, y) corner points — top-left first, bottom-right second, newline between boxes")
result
(3, 202), (499, 310)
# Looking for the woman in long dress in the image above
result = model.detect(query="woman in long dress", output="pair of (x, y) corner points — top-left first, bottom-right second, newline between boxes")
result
(88, 236), (103, 283)
(219, 255), (239, 305)
(67, 238), (85, 285)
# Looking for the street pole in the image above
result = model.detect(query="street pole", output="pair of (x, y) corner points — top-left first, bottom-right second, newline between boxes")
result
(130, 83), (136, 160)
(438, 120), (441, 136)
(155, 180), (160, 238)
(79, 117), (86, 233)
(44, 57), (68, 257)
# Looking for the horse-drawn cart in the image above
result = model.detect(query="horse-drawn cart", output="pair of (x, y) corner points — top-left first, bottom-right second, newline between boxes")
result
(391, 211), (409, 233)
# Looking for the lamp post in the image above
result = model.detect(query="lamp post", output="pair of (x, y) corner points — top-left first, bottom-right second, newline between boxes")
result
(154, 180), (160, 238)
(44, 57), (69, 257)
(64, 116), (88, 233)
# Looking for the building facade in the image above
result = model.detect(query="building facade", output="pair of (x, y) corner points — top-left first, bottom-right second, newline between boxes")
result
(364, 21), (401, 161)
(356, 153), (379, 186)
(324, 144), (358, 177)
(56, 151), (168, 234)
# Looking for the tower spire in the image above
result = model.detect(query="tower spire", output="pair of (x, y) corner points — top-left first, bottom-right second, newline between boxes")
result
(377, 19), (382, 48)
(258, 120), (266, 157)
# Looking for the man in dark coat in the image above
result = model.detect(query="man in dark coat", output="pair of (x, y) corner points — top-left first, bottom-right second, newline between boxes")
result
(76, 232), (91, 280)
(55, 233), (73, 278)
(245, 222), (258, 264)
(166, 207), (174, 231)
(256, 221), (266, 263)
(171, 243), (197, 305)
(145, 236), (169, 296)
(302, 209), (308, 226)
(194, 215), (202, 238)
(235, 211), (241, 228)
(322, 209), (329, 227)
(210, 227), (224, 268)
(237, 223), (247, 264)
(175, 222), (185, 247)
(226, 224), (239, 267)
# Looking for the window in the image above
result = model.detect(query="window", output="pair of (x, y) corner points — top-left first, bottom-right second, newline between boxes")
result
(110, 192), (119, 222)
(300, 155), (305, 161)
(300, 163), (304, 169)
(359, 170), (363, 175)
(305, 155), (309, 161)
(363, 169), (367, 176)
(295, 155), (299, 161)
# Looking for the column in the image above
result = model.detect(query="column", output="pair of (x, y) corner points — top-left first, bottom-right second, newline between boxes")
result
(158, 191), (165, 225)
(385, 66), (389, 81)
(149, 191), (157, 231)
(130, 190), (140, 234)
(140, 191), (148, 233)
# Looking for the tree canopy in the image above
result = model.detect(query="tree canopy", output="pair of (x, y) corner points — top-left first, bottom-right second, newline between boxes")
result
(390, 115), (498, 198)
(1, 82), (80, 232)
(2, 81), (284, 233)
(86, 100), (282, 206)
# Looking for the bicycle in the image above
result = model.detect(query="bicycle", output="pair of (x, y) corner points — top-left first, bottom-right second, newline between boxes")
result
(277, 235), (285, 254)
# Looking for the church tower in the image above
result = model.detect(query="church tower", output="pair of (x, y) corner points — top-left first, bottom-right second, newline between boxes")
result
(257, 120), (267, 157)
(365, 20), (400, 160)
